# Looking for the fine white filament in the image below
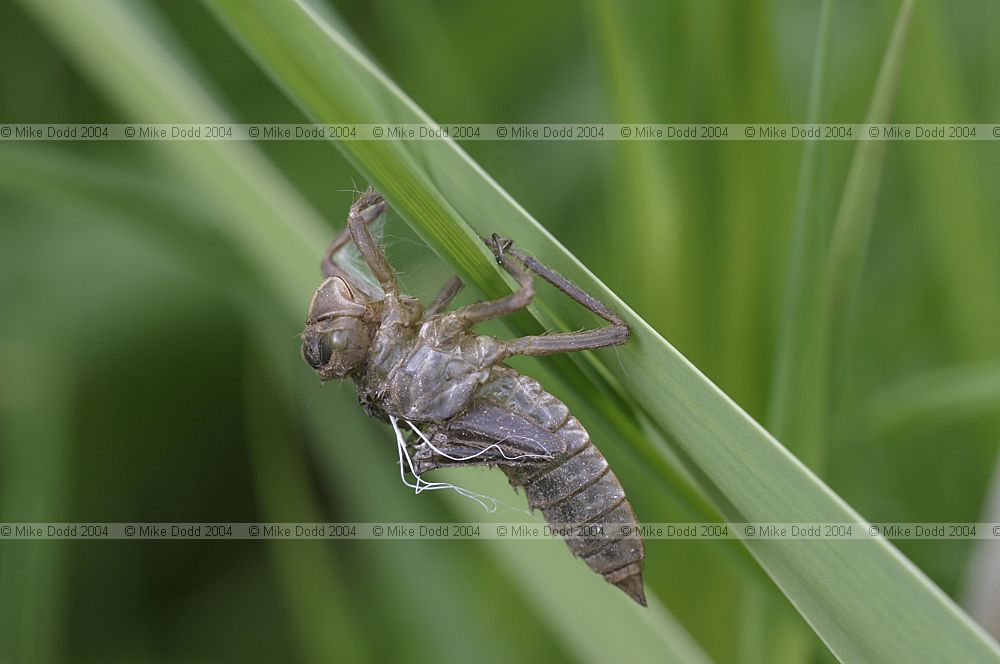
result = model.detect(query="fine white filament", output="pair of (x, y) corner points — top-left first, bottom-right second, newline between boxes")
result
(389, 415), (499, 513)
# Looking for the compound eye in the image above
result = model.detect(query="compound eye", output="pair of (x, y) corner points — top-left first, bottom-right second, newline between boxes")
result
(319, 337), (334, 364)
(327, 330), (349, 353)
(301, 335), (332, 369)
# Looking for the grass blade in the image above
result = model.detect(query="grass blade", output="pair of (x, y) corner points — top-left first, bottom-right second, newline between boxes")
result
(863, 363), (1000, 438)
(243, 359), (370, 664)
(826, 0), (915, 319)
(755, 4), (838, 660)
(0, 345), (71, 663)
(768, 0), (835, 467)
(899, 3), (1000, 358)
(443, 472), (714, 664)
(589, 0), (683, 331)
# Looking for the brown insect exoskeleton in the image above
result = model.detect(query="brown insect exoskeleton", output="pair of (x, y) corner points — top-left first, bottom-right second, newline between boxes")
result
(301, 188), (646, 606)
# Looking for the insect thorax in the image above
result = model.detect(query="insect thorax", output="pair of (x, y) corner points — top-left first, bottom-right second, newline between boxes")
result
(358, 311), (506, 423)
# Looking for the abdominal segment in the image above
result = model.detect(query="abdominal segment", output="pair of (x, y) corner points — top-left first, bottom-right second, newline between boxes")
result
(445, 367), (646, 605)
(503, 424), (646, 606)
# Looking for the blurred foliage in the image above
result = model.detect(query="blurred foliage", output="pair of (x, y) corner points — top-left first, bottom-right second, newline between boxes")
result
(1, 1), (999, 662)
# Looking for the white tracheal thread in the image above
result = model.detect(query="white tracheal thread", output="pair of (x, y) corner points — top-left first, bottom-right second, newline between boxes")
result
(390, 415), (499, 513)
(389, 416), (553, 515)
(405, 420), (554, 463)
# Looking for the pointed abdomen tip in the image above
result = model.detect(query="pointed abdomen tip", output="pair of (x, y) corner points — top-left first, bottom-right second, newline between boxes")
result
(615, 573), (647, 607)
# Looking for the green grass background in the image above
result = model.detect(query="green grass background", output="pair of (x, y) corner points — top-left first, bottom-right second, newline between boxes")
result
(1, 1), (999, 662)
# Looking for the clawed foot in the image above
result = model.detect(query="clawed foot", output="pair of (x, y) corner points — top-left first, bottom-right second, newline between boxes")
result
(352, 186), (387, 222)
(485, 233), (514, 263)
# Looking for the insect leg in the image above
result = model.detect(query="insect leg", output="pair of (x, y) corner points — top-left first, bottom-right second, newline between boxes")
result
(320, 188), (388, 280)
(424, 275), (464, 317)
(501, 240), (624, 326)
(320, 188), (400, 295)
(443, 236), (534, 328)
(504, 324), (629, 357)
(488, 236), (630, 357)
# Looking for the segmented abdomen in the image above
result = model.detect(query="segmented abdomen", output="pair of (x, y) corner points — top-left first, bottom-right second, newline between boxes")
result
(474, 369), (646, 605)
